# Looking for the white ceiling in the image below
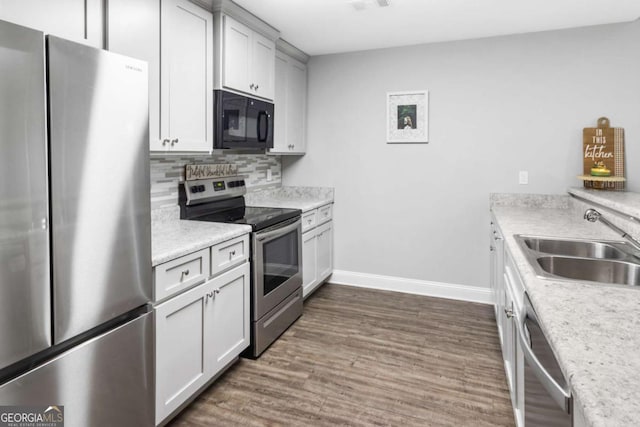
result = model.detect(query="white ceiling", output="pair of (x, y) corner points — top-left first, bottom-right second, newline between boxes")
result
(233, 0), (640, 56)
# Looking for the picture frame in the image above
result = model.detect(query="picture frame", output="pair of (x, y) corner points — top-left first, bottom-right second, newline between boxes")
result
(386, 90), (429, 143)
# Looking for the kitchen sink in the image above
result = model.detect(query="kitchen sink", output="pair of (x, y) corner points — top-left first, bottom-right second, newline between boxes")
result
(536, 256), (640, 286)
(521, 237), (629, 260)
(514, 235), (640, 287)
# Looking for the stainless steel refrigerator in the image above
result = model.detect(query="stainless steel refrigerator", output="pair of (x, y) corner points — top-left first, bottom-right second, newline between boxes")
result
(0, 19), (153, 426)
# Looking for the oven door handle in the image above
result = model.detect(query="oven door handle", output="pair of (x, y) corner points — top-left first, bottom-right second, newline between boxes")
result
(516, 301), (572, 414)
(256, 217), (301, 242)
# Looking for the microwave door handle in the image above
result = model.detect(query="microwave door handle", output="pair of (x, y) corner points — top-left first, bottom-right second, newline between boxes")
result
(516, 307), (572, 413)
(257, 111), (267, 142)
(265, 111), (272, 146)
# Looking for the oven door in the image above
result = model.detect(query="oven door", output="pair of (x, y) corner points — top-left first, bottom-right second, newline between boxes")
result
(253, 217), (302, 320)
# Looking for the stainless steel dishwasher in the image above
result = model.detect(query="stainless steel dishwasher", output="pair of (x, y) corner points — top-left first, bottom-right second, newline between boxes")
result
(517, 293), (572, 426)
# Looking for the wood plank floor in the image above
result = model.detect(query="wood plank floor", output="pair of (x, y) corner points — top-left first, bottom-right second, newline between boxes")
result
(168, 284), (515, 427)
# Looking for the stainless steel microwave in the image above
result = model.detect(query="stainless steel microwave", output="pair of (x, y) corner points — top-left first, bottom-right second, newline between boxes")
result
(214, 90), (274, 150)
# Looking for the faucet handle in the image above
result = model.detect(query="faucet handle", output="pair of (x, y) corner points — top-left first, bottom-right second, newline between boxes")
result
(584, 208), (601, 222)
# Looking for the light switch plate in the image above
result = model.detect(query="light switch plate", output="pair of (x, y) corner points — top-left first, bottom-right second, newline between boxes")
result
(519, 170), (529, 185)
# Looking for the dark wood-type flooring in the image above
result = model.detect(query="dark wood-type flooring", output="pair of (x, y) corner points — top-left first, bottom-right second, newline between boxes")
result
(169, 284), (515, 426)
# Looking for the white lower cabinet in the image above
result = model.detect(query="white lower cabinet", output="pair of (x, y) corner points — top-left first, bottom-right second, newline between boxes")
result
(301, 204), (334, 298)
(491, 214), (524, 427)
(155, 261), (249, 425)
(206, 263), (250, 375)
(302, 230), (318, 296)
(316, 221), (333, 281)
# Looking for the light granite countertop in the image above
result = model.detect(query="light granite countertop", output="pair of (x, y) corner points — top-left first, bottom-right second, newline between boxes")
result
(570, 187), (640, 220)
(151, 219), (251, 266)
(245, 186), (334, 212)
(150, 186), (333, 265)
(492, 201), (640, 427)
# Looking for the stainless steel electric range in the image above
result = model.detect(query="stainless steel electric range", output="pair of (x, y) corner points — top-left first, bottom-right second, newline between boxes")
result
(178, 176), (303, 357)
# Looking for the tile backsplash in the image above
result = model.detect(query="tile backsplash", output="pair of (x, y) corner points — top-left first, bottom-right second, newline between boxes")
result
(150, 153), (281, 210)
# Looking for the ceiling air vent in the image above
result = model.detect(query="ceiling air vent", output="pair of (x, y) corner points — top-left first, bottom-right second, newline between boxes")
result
(349, 0), (390, 11)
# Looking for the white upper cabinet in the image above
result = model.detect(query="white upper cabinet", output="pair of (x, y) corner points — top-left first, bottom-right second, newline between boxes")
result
(0, 0), (103, 47)
(250, 31), (275, 99)
(269, 48), (308, 155)
(220, 15), (275, 101)
(222, 16), (251, 92)
(159, 0), (214, 152)
(106, 0), (161, 150)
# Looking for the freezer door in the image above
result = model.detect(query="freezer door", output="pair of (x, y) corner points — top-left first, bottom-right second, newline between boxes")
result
(0, 20), (51, 370)
(0, 312), (154, 427)
(48, 36), (152, 343)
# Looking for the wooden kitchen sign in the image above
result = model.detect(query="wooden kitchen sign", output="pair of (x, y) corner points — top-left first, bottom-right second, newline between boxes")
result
(581, 117), (625, 190)
(185, 163), (238, 180)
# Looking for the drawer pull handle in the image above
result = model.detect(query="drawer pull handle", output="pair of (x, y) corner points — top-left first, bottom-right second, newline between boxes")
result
(214, 289), (220, 295)
(181, 269), (190, 280)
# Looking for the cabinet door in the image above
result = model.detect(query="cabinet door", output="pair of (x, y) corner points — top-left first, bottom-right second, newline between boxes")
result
(155, 280), (213, 424)
(287, 59), (307, 153)
(316, 221), (333, 282)
(0, 0), (103, 48)
(222, 15), (251, 94)
(160, 0), (213, 151)
(106, 0), (161, 149)
(271, 52), (289, 152)
(251, 32), (275, 100)
(206, 262), (250, 375)
(302, 229), (318, 298)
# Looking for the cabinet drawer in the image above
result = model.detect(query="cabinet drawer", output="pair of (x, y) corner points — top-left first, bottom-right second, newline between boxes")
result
(154, 248), (210, 302)
(317, 204), (333, 225)
(301, 209), (317, 233)
(211, 234), (250, 276)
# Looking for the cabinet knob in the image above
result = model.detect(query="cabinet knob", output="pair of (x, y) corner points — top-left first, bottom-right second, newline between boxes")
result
(249, 83), (255, 90)
(504, 308), (514, 319)
(214, 289), (220, 295)
(171, 138), (179, 146)
(254, 84), (259, 91)
(162, 138), (169, 146)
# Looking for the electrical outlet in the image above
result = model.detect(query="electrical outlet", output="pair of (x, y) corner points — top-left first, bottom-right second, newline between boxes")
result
(519, 170), (529, 185)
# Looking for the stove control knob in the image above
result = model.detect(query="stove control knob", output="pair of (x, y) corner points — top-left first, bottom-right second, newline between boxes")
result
(228, 181), (236, 188)
(239, 180), (245, 187)
(198, 185), (205, 192)
(190, 186), (199, 193)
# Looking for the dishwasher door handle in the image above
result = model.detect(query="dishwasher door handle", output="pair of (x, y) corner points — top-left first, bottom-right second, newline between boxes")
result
(516, 309), (572, 414)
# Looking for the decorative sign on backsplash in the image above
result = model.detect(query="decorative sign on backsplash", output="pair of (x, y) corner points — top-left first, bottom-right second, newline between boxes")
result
(579, 117), (625, 191)
(185, 164), (238, 180)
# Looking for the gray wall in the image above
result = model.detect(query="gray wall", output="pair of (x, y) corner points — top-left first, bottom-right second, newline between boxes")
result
(282, 21), (640, 288)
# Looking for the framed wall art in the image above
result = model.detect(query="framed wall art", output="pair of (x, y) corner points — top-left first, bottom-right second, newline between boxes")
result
(386, 90), (429, 143)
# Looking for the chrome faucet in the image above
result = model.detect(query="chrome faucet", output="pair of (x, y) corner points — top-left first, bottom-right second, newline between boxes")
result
(584, 208), (640, 250)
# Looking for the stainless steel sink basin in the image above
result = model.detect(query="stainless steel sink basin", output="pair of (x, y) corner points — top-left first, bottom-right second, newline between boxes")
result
(536, 256), (640, 286)
(514, 235), (640, 287)
(521, 237), (629, 260)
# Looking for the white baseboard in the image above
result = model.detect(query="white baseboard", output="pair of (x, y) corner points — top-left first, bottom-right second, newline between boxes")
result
(327, 270), (492, 305)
